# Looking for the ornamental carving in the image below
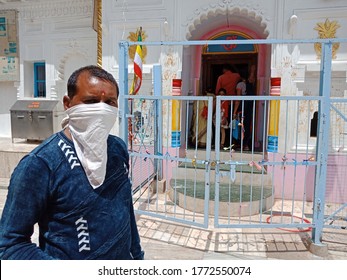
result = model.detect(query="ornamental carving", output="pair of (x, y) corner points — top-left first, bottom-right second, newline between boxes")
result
(17, 0), (92, 20)
(314, 18), (340, 59)
(183, 0), (270, 40)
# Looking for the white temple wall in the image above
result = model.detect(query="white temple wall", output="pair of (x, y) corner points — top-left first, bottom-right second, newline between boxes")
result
(0, 0), (96, 138)
(0, 0), (346, 143)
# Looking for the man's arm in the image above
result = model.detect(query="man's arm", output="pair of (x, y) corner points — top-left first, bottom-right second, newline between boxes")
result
(116, 137), (144, 260)
(129, 199), (145, 260)
(0, 154), (54, 260)
(215, 76), (222, 95)
(233, 83), (243, 116)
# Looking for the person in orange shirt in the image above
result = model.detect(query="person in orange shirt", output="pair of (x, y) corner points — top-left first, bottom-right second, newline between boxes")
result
(215, 64), (241, 96)
(215, 64), (241, 117)
(215, 64), (241, 146)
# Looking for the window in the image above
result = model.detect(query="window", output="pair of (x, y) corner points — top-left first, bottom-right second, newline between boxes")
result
(34, 62), (46, 97)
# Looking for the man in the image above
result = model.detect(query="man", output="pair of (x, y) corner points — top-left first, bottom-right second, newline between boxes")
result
(215, 64), (240, 97)
(215, 64), (241, 146)
(0, 65), (144, 260)
(235, 65), (257, 150)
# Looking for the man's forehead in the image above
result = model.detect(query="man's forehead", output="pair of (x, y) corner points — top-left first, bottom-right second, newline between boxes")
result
(89, 76), (100, 85)
(80, 74), (114, 88)
(76, 71), (118, 96)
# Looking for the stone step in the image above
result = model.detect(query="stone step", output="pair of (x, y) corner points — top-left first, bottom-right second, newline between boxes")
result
(0, 138), (38, 178)
(172, 160), (272, 186)
(0, 151), (28, 178)
(185, 148), (267, 162)
(173, 168), (272, 186)
(175, 148), (271, 186)
(0, 178), (9, 189)
(168, 179), (274, 217)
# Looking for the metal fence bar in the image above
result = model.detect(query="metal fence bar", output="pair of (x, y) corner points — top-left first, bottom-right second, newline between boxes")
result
(125, 38), (347, 47)
(153, 65), (163, 180)
(118, 41), (129, 143)
(312, 42), (333, 245)
(213, 96), (222, 228)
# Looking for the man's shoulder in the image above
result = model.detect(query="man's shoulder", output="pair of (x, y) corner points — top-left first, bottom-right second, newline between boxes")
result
(107, 135), (127, 152)
(226, 71), (240, 77)
(31, 131), (74, 162)
(30, 132), (62, 154)
(107, 135), (129, 164)
(108, 134), (125, 144)
(22, 133), (66, 168)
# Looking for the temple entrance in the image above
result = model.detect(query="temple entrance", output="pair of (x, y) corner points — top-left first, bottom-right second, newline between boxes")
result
(201, 53), (258, 94)
(197, 52), (264, 151)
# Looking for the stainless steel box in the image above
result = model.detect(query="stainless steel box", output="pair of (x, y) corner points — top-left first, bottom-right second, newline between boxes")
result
(10, 100), (64, 141)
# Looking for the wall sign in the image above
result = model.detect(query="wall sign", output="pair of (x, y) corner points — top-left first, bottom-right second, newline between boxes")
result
(203, 32), (257, 54)
(0, 10), (19, 81)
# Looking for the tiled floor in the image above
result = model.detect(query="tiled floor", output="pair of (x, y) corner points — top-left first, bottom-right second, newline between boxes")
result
(136, 212), (347, 260)
(0, 136), (346, 260)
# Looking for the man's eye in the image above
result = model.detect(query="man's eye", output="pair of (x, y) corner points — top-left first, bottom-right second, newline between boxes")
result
(106, 100), (118, 106)
(84, 99), (99, 104)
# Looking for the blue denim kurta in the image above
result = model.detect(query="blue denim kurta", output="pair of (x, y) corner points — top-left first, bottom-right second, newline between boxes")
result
(0, 131), (144, 260)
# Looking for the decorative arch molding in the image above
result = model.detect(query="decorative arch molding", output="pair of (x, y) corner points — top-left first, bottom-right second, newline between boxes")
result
(57, 39), (90, 81)
(183, 1), (270, 40)
(14, 0), (92, 20)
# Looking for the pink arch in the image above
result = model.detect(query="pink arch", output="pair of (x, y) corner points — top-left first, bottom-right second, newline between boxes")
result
(193, 25), (269, 95)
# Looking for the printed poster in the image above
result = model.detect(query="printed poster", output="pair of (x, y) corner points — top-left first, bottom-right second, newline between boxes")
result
(0, 10), (19, 81)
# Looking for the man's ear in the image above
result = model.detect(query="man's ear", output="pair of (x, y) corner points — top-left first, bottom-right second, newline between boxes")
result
(63, 95), (71, 110)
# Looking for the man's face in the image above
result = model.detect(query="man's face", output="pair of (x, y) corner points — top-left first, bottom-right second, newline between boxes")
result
(64, 71), (118, 110)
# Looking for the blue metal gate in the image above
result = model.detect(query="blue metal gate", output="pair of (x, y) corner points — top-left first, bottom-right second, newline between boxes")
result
(125, 93), (215, 229)
(213, 95), (321, 232)
(118, 38), (347, 249)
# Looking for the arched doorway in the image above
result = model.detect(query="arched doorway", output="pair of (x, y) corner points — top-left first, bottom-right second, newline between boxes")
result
(200, 31), (258, 94)
(182, 7), (271, 151)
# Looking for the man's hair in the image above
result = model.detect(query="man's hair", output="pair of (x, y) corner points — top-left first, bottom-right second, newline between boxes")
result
(67, 65), (119, 99)
(222, 64), (232, 71)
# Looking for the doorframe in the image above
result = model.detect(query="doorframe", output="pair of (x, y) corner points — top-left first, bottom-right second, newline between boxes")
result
(200, 53), (264, 151)
(200, 53), (258, 95)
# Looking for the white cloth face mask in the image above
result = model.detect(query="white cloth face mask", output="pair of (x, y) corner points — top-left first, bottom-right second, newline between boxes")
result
(64, 102), (118, 189)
